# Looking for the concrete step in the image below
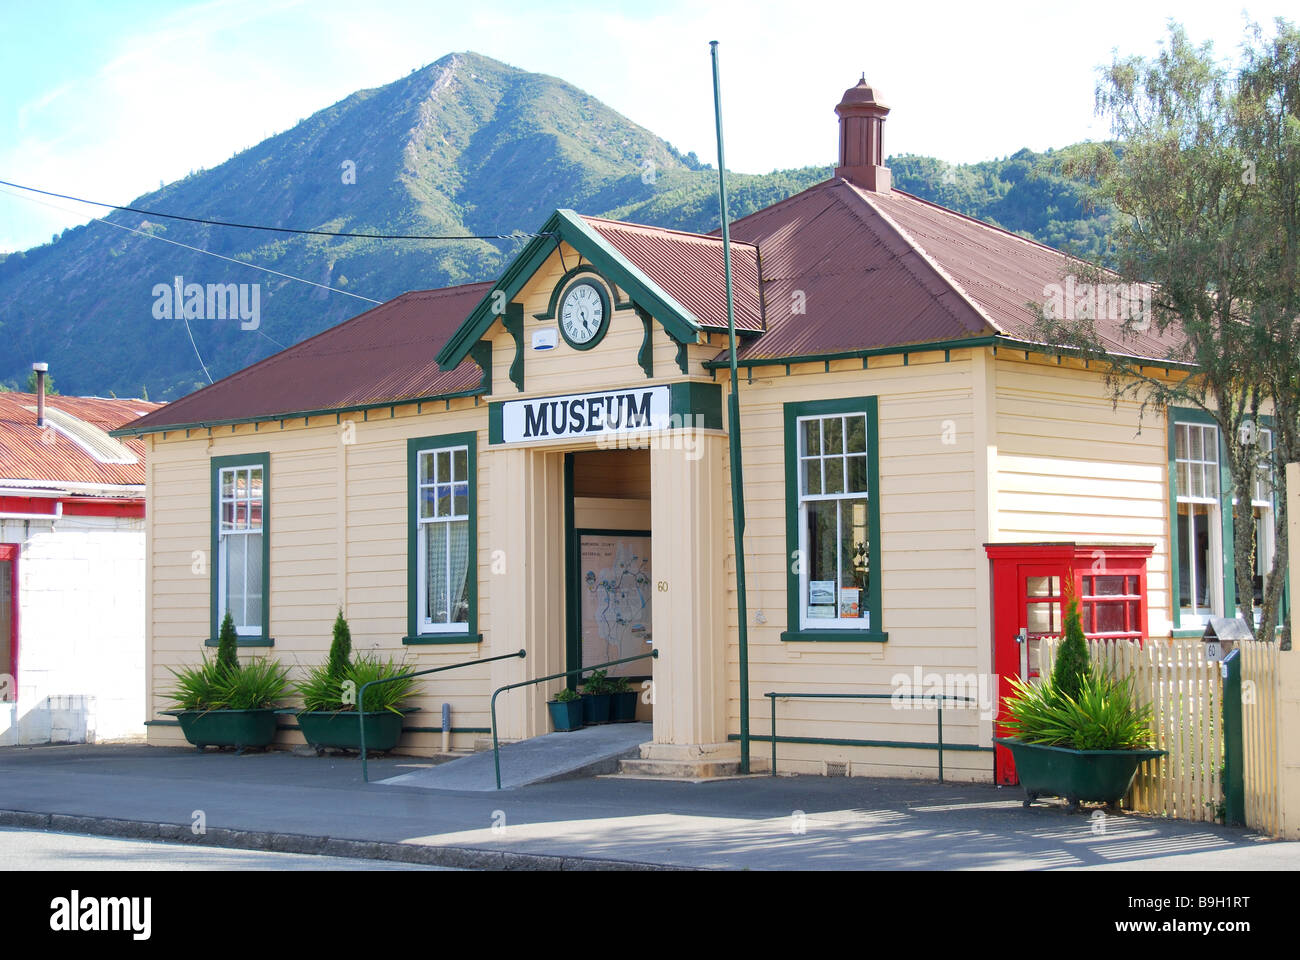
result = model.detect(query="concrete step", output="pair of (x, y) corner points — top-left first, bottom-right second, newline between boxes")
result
(616, 756), (773, 779)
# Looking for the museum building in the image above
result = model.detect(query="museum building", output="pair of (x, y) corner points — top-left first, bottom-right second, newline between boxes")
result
(116, 78), (1281, 782)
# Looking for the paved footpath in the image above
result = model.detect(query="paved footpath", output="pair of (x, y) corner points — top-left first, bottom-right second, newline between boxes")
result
(1, 744), (1295, 870)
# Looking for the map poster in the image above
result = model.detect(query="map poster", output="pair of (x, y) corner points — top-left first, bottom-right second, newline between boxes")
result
(578, 531), (652, 678)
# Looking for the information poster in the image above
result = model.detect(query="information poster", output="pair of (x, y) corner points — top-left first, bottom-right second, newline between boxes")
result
(579, 532), (652, 678)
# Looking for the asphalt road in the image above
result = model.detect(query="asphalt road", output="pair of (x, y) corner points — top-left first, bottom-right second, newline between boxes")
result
(0, 827), (455, 870)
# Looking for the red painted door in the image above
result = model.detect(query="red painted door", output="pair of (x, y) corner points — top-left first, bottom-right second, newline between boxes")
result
(990, 550), (1073, 785)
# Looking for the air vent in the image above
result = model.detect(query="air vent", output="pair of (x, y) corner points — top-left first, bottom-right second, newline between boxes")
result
(824, 760), (850, 778)
(24, 406), (138, 465)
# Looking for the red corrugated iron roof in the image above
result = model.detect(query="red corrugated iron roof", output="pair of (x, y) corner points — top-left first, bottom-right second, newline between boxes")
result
(122, 283), (491, 434)
(0, 393), (160, 488)
(580, 216), (763, 333)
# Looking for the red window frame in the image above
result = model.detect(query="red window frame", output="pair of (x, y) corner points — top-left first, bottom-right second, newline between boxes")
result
(0, 543), (17, 701)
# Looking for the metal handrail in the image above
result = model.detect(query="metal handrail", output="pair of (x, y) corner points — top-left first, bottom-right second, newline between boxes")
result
(489, 649), (659, 789)
(764, 691), (978, 783)
(359, 649), (526, 782)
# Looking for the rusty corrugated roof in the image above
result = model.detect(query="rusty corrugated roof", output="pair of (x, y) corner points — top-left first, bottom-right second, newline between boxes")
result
(580, 216), (763, 333)
(0, 393), (160, 487)
(121, 283), (491, 434)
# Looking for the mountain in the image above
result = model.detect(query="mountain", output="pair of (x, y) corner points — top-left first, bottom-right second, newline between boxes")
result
(0, 52), (1111, 400)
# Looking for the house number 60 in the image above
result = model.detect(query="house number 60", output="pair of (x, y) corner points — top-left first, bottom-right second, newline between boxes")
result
(657, 580), (668, 592)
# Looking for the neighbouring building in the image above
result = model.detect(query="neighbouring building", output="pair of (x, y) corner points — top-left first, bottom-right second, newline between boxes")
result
(116, 79), (1287, 782)
(1, 369), (162, 745)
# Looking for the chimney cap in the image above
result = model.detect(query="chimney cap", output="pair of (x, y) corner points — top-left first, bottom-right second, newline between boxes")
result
(32, 362), (48, 373)
(836, 76), (889, 115)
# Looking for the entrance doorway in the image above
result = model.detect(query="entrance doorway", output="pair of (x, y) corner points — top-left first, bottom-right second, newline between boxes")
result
(565, 450), (654, 721)
(986, 543), (1153, 784)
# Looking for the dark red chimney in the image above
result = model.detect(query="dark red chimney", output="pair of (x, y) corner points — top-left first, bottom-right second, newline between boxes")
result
(835, 75), (891, 192)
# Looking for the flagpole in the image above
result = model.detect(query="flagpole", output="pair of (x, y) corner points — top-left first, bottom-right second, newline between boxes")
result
(710, 40), (750, 774)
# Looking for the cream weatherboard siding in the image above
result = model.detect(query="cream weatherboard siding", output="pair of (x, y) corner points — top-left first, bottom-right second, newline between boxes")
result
(992, 352), (1173, 639)
(721, 348), (990, 779)
(145, 400), (496, 751)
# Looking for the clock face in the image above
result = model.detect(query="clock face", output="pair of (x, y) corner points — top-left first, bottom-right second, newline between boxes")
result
(559, 280), (606, 348)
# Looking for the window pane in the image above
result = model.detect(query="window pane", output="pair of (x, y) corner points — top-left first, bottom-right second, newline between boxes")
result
(1204, 460), (1218, 499)
(248, 499), (263, 530)
(1026, 601), (1060, 635)
(1175, 424), (1187, 460)
(221, 501), (236, 531)
(804, 500), (838, 617)
(823, 456), (844, 494)
(1092, 575), (1125, 596)
(803, 458), (822, 495)
(845, 416), (867, 454)
(221, 470), (234, 498)
(224, 537), (246, 626)
(437, 450), (451, 484)
(802, 420), (821, 457)
(436, 484), (452, 518)
(248, 468), (262, 499)
(1178, 459), (1189, 498)
(1026, 576), (1057, 597)
(420, 452), (434, 484)
(453, 485), (468, 518)
(823, 416), (843, 454)
(243, 533), (263, 631)
(1094, 601), (1126, 634)
(425, 525), (449, 624)
(1189, 425), (1202, 460)
(447, 519), (470, 625)
(839, 499), (869, 618)
(846, 454), (867, 493)
(453, 449), (467, 483)
(420, 486), (437, 519)
(1190, 462), (1204, 499)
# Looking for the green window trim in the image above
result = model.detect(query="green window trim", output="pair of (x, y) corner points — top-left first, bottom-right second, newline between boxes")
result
(407, 432), (479, 641)
(209, 452), (271, 646)
(782, 395), (886, 643)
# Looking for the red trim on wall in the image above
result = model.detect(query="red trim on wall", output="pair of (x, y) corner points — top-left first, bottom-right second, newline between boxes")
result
(0, 495), (144, 518)
(0, 543), (17, 700)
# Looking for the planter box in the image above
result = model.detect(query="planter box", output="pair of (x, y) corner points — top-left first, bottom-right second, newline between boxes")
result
(166, 709), (278, 751)
(548, 699), (585, 732)
(610, 690), (639, 723)
(582, 692), (612, 725)
(295, 710), (411, 753)
(995, 737), (1166, 810)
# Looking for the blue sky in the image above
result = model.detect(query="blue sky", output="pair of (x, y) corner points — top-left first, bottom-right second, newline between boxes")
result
(0, 0), (1289, 252)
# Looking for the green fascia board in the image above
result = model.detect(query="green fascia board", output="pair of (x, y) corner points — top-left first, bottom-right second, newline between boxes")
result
(209, 451), (271, 645)
(435, 209), (702, 371)
(701, 335), (1201, 373)
(110, 386), (485, 438)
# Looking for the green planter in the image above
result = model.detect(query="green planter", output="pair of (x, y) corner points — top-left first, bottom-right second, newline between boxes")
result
(582, 692), (612, 725)
(610, 690), (639, 723)
(995, 737), (1166, 811)
(295, 710), (410, 753)
(548, 699), (585, 732)
(167, 709), (278, 752)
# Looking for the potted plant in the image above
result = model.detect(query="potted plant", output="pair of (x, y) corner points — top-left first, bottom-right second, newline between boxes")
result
(292, 610), (417, 755)
(164, 611), (290, 752)
(608, 675), (639, 723)
(581, 668), (613, 725)
(548, 686), (584, 732)
(995, 587), (1164, 811)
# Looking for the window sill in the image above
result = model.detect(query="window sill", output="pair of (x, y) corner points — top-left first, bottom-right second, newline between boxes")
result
(402, 634), (482, 645)
(781, 629), (888, 643)
(205, 637), (274, 647)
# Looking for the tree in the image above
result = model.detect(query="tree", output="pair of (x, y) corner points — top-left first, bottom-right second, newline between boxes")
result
(24, 369), (57, 394)
(1052, 581), (1091, 701)
(326, 609), (352, 681)
(216, 610), (240, 676)
(1035, 21), (1298, 642)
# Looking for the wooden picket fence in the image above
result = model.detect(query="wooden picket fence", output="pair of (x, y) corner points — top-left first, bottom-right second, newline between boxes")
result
(1239, 640), (1280, 835)
(1038, 636), (1281, 832)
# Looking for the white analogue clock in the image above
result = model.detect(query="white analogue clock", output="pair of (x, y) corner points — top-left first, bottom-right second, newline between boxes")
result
(559, 280), (607, 349)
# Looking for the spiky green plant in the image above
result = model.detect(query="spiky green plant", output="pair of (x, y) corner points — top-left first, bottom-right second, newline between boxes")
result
(166, 655), (228, 711)
(217, 657), (291, 710)
(295, 653), (415, 715)
(215, 610), (240, 676)
(1001, 671), (1154, 751)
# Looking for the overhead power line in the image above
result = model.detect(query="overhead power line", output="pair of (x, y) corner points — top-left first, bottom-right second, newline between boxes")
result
(0, 178), (548, 241)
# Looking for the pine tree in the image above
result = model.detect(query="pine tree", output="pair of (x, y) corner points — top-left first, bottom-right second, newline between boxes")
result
(1052, 584), (1090, 701)
(216, 610), (240, 676)
(326, 609), (352, 680)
